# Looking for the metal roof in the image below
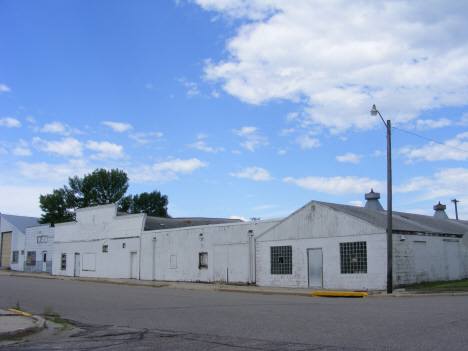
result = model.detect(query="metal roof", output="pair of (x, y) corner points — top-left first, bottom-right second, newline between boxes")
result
(318, 201), (468, 235)
(0, 214), (40, 233)
(117, 212), (242, 231)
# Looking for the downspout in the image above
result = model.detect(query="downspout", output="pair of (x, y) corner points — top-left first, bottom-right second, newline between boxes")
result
(248, 230), (254, 284)
(152, 237), (156, 281)
(138, 213), (147, 280)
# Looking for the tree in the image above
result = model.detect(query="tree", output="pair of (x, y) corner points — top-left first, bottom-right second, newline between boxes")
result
(118, 191), (170, 218)
(39, 168), (170, 224)
(38, 188), (75, 225)
(39, 168), (130, 224)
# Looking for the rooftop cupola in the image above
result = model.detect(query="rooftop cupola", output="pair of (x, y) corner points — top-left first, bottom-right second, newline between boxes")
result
(364, 189), (384, 211)
(433, 202), (449, 219)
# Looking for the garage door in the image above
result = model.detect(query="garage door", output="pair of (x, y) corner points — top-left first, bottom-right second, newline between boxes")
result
(1, 232), (12, 269)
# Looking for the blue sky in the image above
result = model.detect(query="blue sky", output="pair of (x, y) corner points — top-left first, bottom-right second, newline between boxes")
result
(1, 0), (468, 220)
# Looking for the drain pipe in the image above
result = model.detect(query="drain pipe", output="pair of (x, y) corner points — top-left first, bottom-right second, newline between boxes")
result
(248, 230), (254, 284)
(152, 237), (156, 281)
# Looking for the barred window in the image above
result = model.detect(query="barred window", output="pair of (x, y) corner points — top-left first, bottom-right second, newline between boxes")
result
(61, 254), (67, 270)
(270, 246), (292, 275)
(340, 242), (367, 274)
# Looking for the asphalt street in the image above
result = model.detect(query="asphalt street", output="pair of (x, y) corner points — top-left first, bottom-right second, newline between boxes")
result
(1, 275), (467, 350)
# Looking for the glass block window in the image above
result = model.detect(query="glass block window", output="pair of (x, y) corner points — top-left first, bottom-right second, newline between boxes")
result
(270, 246), (292, 275)
(340, 242), (367, 274)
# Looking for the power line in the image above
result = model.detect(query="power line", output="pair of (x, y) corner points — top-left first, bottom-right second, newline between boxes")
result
(392, 126), (468, 154)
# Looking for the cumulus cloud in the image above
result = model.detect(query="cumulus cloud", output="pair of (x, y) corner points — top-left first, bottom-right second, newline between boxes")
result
(283, 175), (384, 195)
(41, 121), (67, 134)
(230, 215), (247, 221)
(101, 121), (133, 133)
(0, 84), (11, 93)
(199, 1), (468, 133)
(0, 117), (21, 128)
(229, 167), (273, 181)
(336, 152), (362, 164)
(129, 158), (208, 183)
(189, 141), (225, 153)
(279, 128), (294, 136)
(232, 126), (268, 151)
(416, 118), (453, 130)
(26, 116), (36, 123)
(399, 132), (468, 162)
(145, 83), (154, 89)
(17, 159), (90, 182)
(85, 140), (125, 159)
(32, 137), (83, 157)
(178, 78), (200, 97)
(296, 134), (321, 149)
(349, 201), (364, 207)
(129, 132), (163, 145)
(12, 140), (32, 156)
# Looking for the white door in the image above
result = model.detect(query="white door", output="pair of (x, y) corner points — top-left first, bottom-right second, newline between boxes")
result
(74, 253), (80, 277)
(308, 249), (323, 287)
(130, 252), (138, 279)
(42, 252), (47, 272)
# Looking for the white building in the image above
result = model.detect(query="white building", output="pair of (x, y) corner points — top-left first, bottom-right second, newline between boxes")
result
(50, 193), (468, 291)
(24, 224), (55, 273)
(0, 214), (40, 271)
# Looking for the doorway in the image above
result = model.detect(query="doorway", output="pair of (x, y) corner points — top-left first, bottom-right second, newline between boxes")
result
(42, 251), (47, 272)
(308, 248), (323, 287)
(74, 253), (80, 277)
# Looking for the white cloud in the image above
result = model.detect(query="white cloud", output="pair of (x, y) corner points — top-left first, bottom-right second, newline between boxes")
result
(278, 149), (286, 155)
(229, 167), (273, 181)
(399, 133), (468, 162)
(189, 141), (225, 153)
(12, 140), (31, 156)
(41, 121), (67, 134)
(279, 128), (294, 136)
(26, 116), (36, 123)
(17, 159), (91, 182)
(349, 200), (364, 207)
(199, 1), (468, 133)
(336, 152), (362, 164)
(283, 176), (384, 195)
(129, 158), (209, 183)
(229, 215), (246, 221)
(0, 148), (7, 154)
(416, 118), (453, 130)
(0, 185), (53, 217)
(232, 126), (268, 152)
(145, 83), (154, 89)
(252, 204), (278, 211)
(85, 140), (125, 159)
(32, 137), (83, 157)
(0, 117), (21, 128)
(197, 133), (209, 139)
(296, 134), (321, 149)
(101, 121), (133, 133)
(0, 84), (11, 93)
(285, 112), (299, 122)
(129, 132), (163, 145)
(179, 78), (200, 97)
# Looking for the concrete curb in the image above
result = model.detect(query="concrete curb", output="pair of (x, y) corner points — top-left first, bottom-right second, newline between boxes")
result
(0, 312), (46, 341)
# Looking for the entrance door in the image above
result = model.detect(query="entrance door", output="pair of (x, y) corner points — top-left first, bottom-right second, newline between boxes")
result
(42, 252), (47, 272)
(1, 232), (12, 269)
(130, 252), (138, 279)
(74, 253), (80, 277)
(308, 249), (323, 287)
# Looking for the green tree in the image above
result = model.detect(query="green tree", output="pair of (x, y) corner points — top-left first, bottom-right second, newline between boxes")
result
(39, 168), (130, 224)
(38, 188), (75, 225)
(118, 191), (170, 218)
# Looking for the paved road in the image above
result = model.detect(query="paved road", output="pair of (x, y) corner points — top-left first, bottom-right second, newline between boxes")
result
(1, 276), (467, 350)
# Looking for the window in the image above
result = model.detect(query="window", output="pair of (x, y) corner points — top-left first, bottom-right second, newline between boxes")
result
(11, 251), (19, 264)
(340, 242), (367, 274)
(122, 243), (126, 248)
(270, 246), (292, 275)
(102, 245), (108, 253)
(37, 235), (48, 243)
(26, 251), (36, 266)
(61, 254), (67, 270)
(199, 252), (208, 269)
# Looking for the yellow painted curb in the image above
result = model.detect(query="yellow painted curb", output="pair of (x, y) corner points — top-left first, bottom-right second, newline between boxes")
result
(7, 309), (32, 316)
(311, 291), (368, 298)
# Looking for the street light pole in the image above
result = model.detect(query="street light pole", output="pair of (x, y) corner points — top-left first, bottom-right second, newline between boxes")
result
(371, 104), (393, 294)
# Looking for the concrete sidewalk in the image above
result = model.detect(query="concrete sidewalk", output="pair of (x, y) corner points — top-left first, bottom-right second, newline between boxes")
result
(0, 309), (46, 341)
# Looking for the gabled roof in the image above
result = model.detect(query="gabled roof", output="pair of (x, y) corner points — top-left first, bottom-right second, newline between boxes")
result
(257, 200), (468, 239)
(0, 214), (40, 233)
(117, 212), (242, 231)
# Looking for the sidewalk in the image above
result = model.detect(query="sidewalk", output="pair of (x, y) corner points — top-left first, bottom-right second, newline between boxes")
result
(2, 269), (468, 298)
(0, 308), (46, 341)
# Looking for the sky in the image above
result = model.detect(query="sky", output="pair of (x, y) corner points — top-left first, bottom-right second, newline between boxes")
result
(1, 0), (468, 221)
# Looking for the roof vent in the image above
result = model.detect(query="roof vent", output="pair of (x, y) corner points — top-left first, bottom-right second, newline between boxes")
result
(364, 189), (384, 211)
(433, 202), (449, 220)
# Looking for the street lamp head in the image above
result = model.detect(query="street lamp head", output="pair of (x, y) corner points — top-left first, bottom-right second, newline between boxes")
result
(371, 104), (378, 116)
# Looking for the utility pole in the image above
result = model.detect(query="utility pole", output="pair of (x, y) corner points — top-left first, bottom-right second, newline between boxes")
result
(451, 199), (459, 220)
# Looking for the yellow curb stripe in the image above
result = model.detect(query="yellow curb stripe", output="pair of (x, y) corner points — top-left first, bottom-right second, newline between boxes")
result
(311, 291), (368, 298)
(7, 309), (32, 316)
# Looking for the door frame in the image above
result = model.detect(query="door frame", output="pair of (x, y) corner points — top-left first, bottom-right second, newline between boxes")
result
(307, 248), (323, 288)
